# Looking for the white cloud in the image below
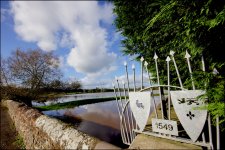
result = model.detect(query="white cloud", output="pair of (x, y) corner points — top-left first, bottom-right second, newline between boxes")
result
(10, 1), (117, 76)
(80, 65), (117, 89)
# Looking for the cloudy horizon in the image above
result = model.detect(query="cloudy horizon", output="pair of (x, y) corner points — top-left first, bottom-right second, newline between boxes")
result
(1, 1), (143, 89)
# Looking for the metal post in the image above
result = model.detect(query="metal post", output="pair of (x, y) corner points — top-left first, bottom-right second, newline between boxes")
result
(122, 81), (135, 141)
(208, 114), (214, 150)
(154, 52), (165, 118)
(116, 78), (131, 144)
(140, 57), (144, 90)
(185, 50), (195, 90)
(202, 55), (215, 148)
(166, 56), (171, 120)
(132, 64), (136, 92)
(124, 62), (136, 140)
(216, 116), (220, 149)
(113, 83), (126, 143)
(170, 51), (183, 89)
(186, 51), (206, 142)
(144, 61), (158, 119)
(132, 64), (138, 130)
(124, 61), (130, 92)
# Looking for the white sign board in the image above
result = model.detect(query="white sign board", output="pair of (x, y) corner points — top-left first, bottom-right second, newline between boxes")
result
(171, 90), (207, 142)
(129, 92), (151, 132)
(152, 118), (178, 136)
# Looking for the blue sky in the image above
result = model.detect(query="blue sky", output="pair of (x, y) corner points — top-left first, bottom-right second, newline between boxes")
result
(1, 1), (146, 89)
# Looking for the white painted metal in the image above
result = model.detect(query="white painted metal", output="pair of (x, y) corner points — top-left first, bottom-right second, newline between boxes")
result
(132, 64), (136, 92)
(154, 52), (165, 118)
(170, 90), (207, 142)
(141, 57), (144, 90)
(113, 84), (126, 143)
(186, 51), (206, 143)
(114, 52), (219, 149)
(124, 61), (130, 92)
(129, 92), (151, 131)
(201, 56), (206, 72)
(134, 130), (211, 148)
(122, 81), (135, 141)
(170, 51), (184, 88)
(212, 68), (220, 149)
(216, 117), (220, 149)
(116, 79), (131, 144)
(124, 62), (136, 141)
(185, 50), (195, 90)
(140, 85), (185, 91)
(152, 118), (178, 136)
(144, 61), (158, 119)
(166, 56), (171, 120)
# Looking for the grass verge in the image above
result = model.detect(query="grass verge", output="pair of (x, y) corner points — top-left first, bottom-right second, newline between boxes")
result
(13, 135), (25, 149)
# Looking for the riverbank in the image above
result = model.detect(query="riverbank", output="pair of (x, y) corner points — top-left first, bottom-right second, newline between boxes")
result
(35, 97), (120, 111)
(3, 100), (121, 149)
(0, 101), (25, 149)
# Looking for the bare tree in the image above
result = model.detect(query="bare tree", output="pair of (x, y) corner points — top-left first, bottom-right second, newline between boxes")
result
(1, 59), (10, 86)
(0, 49), (63, 105)
(7, 49), (62, 90)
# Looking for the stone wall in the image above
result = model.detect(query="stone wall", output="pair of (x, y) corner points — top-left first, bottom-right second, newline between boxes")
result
(5, 100), (119, 149)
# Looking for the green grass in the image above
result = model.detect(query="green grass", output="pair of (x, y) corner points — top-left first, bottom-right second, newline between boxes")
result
(13, 135), (25, 149)
(35, 97), (120, 111)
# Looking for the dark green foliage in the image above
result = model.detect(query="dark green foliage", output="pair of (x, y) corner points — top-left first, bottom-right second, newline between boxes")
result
(113, 0), (225, 125)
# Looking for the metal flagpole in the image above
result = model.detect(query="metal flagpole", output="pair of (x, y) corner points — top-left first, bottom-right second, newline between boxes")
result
(154, 52), (164, 118)
(144, 61), (158, 119)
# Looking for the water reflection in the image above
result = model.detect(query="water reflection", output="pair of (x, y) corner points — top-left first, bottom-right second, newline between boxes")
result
(43, 100), (128, 148)
(33, 92), (125, 106)
(40, 92), (162, 148)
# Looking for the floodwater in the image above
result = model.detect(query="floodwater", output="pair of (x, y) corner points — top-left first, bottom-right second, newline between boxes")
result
(35, 91), (162, 148)
(42, 100), (128, 148)
(32, 92), (123, 106)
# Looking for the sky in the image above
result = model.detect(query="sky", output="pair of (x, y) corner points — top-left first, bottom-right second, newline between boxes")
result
(1, 1), (149, 89)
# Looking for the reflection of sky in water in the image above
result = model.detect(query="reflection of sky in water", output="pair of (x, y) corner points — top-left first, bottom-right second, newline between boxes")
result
(43, 101), (120, 129)
(41, 92), (163, 148)
(43, 100), (127, 147)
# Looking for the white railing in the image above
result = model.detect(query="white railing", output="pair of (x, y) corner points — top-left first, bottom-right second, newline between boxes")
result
(113, 51), (220, 149)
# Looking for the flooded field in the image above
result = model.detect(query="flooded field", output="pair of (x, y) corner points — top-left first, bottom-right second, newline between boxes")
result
(40, 99), (128, 148)
(33, 92), (161, 148)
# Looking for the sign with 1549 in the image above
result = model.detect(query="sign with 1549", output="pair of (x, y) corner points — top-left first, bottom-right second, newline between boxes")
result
(152, 118), (178, 136)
